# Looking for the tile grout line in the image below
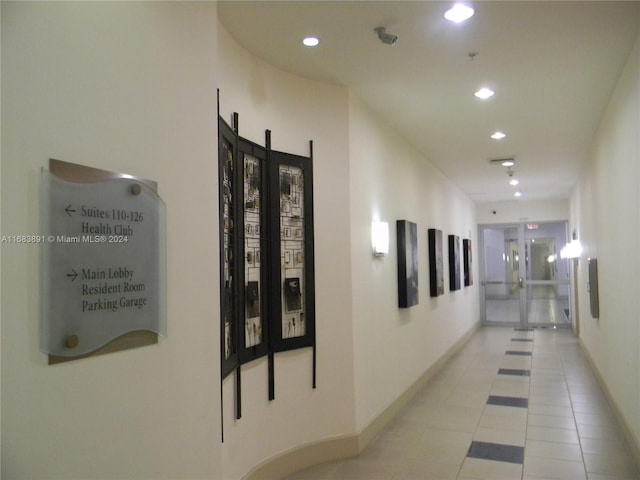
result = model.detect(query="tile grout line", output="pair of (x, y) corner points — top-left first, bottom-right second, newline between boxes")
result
(456, 330), (503, 480)
(458, 329), (531, 479)
(454, 334), (494, 480)
(558, 331), (590, 480)
(514, 328), (532, 477)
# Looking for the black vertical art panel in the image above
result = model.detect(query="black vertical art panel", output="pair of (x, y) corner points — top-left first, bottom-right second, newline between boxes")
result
(218, 94), (317, 430)
(237, 137), (270, 364)
(463, 238), (473, 287)
(428, 228), (444, 297)
(448, 234), (461, 291)
(218, 116), (240, 380)
(588, 258), (599, 318)
(397, 220), (419, 308)
(269, 149), (315, 352)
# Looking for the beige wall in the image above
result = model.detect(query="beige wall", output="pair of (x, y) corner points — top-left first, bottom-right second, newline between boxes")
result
(2, 3), (482, 477)
(570, 32), (640, 451)
(216, 19), (482, 476)
(2, 2), (221, 479)
(216, 22), (357, 480)
(11, 2), (637, 480)
(348, 95), (480, 432)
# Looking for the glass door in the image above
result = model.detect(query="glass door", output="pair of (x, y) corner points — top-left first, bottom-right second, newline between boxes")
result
(523, 222), (571, 326)
(479, 222), (571, 327)
(480, 225), (524, 325)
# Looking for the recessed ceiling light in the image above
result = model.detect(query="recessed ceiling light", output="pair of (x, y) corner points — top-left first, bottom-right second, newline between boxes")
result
(491, 131), (506, 140)
(303, 37), (320, 47)
(489, 156), (517, 166)
(509, 179), (519, 186)
(514, 191), (522, 198)
(474, 87), (495, 99)
(445, 3), (475, 23)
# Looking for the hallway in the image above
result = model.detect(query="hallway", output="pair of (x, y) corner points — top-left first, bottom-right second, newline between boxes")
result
(287, 327), (639, 479)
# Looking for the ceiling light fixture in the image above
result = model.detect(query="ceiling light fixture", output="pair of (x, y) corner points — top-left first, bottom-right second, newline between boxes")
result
(505, 166), (520, 188)
(491, 131), (506, 140)
(445, 3), (475, 23)
(489, 157), (517, 167)
(514, 191), (522, 198)
(302, 36), (320, 47)
(474, 87), (495, 99)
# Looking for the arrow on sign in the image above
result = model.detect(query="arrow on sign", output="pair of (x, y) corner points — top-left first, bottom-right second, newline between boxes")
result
(67, 269), (78, 281)
(65, 205), (76, 216)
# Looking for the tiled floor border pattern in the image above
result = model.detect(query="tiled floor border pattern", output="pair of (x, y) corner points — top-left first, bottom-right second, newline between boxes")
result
(286, 326), (640, 479)
(463, 328), (534, 478)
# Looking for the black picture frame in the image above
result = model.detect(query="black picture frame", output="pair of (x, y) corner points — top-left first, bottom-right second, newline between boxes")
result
(218, 96), (317, 422)
(237, 137), (270, 363)
(397, 220), (419, 308)
(463, 238), (473, 287)
(218, 115), (240, 380)
(428, 228), (444, 297)
(268, 148), (316, 353)
(448, 234), (461, 291)
(588, 258), (599, 318)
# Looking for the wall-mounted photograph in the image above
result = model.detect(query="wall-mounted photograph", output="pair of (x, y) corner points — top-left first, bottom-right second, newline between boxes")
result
(428, 228), (444, 297)
(397, 220), (419, 308)
(463, 238), (473, 287)
(448, 234), (461, 291)
(588, 258), (599, 318)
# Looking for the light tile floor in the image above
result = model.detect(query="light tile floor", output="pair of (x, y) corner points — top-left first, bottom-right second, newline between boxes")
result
(285, 327), (639, 480)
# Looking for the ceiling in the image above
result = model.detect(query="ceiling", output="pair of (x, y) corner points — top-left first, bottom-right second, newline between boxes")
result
(218, 1), (640, 203)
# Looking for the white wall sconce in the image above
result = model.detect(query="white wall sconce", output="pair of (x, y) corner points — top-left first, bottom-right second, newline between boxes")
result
(372, 221), (390, 256)
(560, 240), (582, 259)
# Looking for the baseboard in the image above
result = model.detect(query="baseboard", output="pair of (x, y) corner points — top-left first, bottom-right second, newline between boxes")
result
(243, 321), (481, 480)
(242, 434), (360, 480)
(356, 321), (480, 450)
(578, 339), (640, 472)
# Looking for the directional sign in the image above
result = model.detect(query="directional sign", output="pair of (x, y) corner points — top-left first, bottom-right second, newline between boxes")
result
(41, 160), (166, 358)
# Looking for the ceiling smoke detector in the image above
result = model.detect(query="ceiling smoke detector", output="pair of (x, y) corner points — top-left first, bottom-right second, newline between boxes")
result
(374, 27), (398, 46)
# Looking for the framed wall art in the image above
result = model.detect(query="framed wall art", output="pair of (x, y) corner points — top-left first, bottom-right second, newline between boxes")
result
(268, 143), (316, 353)
(588, 258), (599, 318)
(448, 234), (461, 291)
(217, 95), (316, 432)
(463, 238), (473, 287)
(218, 114), (240, 381)
(397, 220), (419, 308)
(237, 137), (270, 363)
(428, 228), (444, 297)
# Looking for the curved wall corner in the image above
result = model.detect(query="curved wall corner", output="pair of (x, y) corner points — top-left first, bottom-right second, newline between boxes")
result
(217, 20), (357, 480)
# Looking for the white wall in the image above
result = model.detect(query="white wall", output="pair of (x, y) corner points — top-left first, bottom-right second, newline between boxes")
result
(216, 23), (356, 480)
(348, 95), (479, 432)
(2, 3), (221, 478)
(570, 32), (640, 451)
(3, 3), (485, 479)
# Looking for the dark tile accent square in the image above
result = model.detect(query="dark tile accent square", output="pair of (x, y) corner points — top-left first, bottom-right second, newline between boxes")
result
(487, 395), (528, 408)
(505, 350), (532, 356)
(498, 368), (530, 376)
(467, 441), (524, 464)
(511, 338), (533, 342)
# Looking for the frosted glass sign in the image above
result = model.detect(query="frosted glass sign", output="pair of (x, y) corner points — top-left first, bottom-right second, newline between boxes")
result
(41, 160), (166, 359)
